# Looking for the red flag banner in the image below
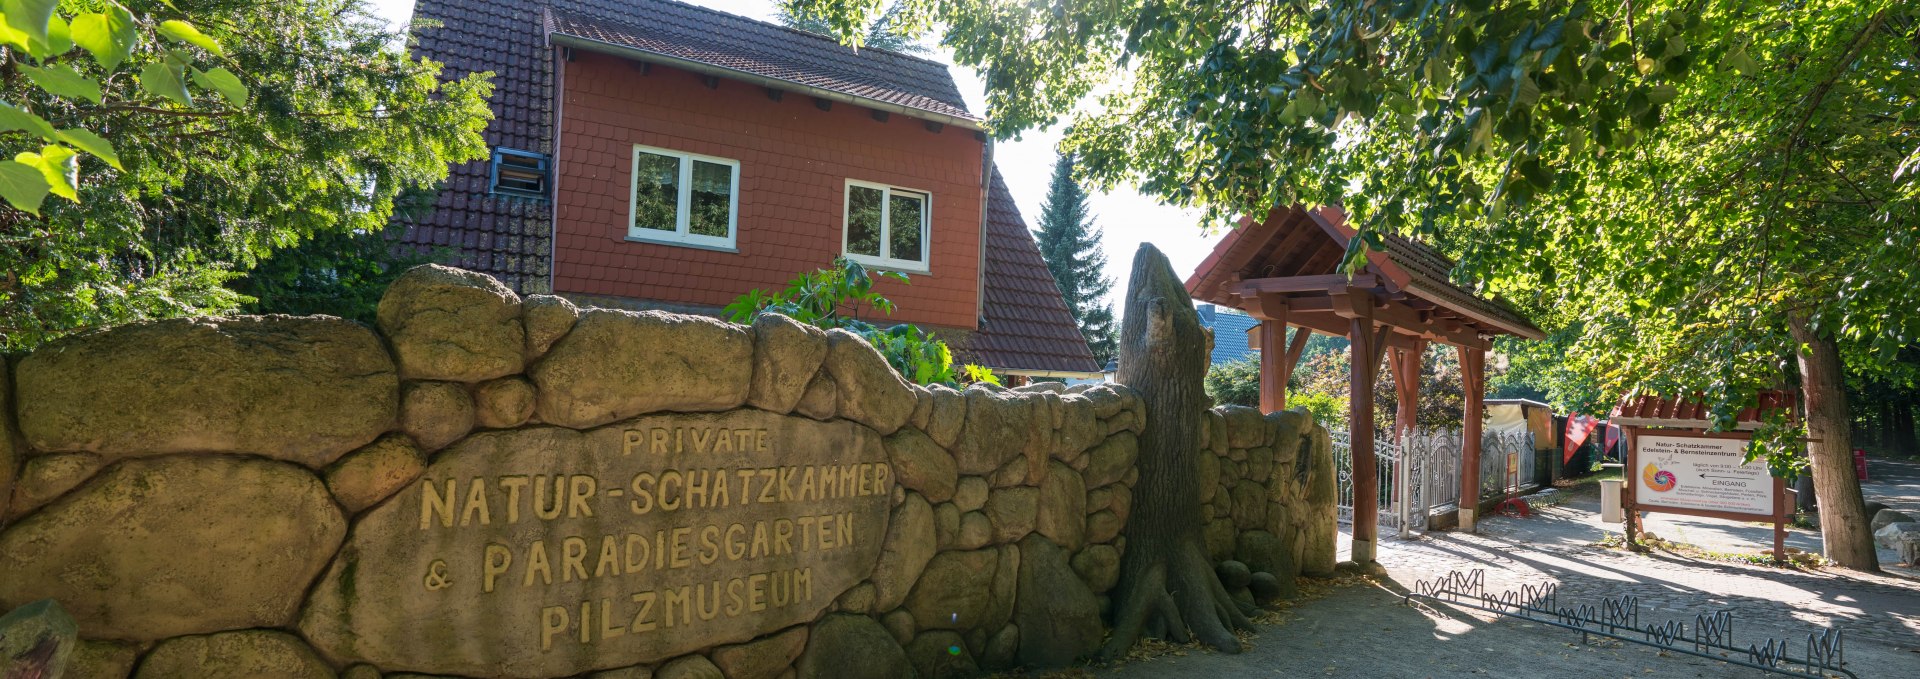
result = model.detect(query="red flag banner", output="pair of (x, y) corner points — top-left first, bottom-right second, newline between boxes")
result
(1602, 421), (1621, 455)
(1564, 415), (1599, 464)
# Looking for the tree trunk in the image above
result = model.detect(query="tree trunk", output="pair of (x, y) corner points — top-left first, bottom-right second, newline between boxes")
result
(1879, 400), (1896, 451)
(1789, 315), (1878, 571)
(1897, 396), (1917, 454)
(1103, 244), (1252, 659)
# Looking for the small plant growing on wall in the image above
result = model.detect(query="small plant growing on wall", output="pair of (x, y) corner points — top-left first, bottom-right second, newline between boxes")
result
(724, 258), (998, 387)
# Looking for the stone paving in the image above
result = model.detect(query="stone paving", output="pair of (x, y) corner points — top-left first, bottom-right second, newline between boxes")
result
(1094, 457), (1920, 678)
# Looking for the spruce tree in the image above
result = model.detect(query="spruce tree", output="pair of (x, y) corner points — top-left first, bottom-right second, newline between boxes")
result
(1035, 152), (1117, 364)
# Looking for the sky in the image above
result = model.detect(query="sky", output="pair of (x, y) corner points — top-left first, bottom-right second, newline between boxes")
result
(366, 0), (1226, 314)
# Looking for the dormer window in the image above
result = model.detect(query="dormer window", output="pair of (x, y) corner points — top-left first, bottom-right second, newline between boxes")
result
(488, 148), (549, 199)
(843, 179), (930, 272)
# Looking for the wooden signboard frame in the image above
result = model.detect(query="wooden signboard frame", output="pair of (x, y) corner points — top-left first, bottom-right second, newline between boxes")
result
(1621, 427), (1792, 562)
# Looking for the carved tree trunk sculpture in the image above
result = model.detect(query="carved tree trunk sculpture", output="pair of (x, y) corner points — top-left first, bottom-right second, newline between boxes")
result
(1100, 244), (1253, 659)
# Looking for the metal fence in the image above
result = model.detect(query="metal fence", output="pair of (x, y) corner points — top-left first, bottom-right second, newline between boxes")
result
(1332, 428), (1537, 533)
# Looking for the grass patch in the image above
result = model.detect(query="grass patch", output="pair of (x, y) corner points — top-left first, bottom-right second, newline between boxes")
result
(1592, 532), (1829, 569)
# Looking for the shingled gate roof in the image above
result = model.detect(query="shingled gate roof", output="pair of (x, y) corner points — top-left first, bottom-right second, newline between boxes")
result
(1186, 205), (1544, 343)
(402, 0), (1097, 375)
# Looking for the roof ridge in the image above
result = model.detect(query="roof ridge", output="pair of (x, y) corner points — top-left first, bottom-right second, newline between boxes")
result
(572, 0), (956, 70)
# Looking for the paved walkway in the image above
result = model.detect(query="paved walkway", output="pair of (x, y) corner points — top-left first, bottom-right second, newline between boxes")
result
(1089, 458), (1920, 678)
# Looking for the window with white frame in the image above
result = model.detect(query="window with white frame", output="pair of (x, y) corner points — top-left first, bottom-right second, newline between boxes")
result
(628, 145), (739, 249)
(843, 180), (929, 271)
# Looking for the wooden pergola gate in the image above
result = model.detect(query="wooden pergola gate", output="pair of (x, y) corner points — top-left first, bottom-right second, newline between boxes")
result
(1187, 206), (1544, 565)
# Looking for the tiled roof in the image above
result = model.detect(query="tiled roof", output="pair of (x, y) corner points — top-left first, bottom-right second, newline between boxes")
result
(950, 170), (1102, 375)
(1610, 390), (1800, 429)
(546, 4), (975, 122)
(402, 0), (1096, 374)
(400, 0), (557, 293)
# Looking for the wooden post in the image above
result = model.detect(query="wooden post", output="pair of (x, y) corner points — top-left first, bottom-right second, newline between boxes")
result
(1774, 477), (1789, 563)
(1350, 315), (1379, 563)
(1393, 340), (1427, 436)
(1458, 345), (1486, 532)
(1623, 426), (1639, 547)
(1243, 293), (1292, 414)
(1258, 308), (1290, 413)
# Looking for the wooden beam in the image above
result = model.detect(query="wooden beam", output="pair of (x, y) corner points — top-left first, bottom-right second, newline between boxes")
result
(1242, 292), (1288, 321)
(1227, 273), (1379, 296)
(1329, 286), (1489, 350)
(1369, 324), (1391, 380)
(1285, 323), (1311, 372)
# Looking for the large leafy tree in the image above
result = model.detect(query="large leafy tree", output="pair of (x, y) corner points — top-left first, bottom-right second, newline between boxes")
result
(1035, 151), (1117, 364)
(0, 0), (492, 350)
(777, 0), (927, 54)
(790, 0), (1918, 574)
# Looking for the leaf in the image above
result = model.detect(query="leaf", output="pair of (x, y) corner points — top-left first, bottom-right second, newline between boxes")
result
(16, 145), (77, 200)
(2, 0), (60, 56)
(37, 14), (70, 55)
(0, 101), (56, 139)
(71, 5), (137, 70)
(191, 66), (248, 106)
(1530, 17), (1566, 50)
(19, 63), (103, 104)
(1646, 83), (1678, 105)
(55, 128), (121, 170)
(157, 19), (223, 56)
(1720, 45), (1759, 75)
(140, 61), (193, 106)
(0, 159), (52, 214)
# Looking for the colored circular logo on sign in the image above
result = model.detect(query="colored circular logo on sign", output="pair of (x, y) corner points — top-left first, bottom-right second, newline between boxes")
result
(1642, 463), (1676, 492)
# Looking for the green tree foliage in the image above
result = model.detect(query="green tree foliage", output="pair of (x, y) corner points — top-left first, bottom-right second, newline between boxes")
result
(784, 0), (1916, 413)
(725, 257), (998, 387)
(1, 0), (492, 350)
(1035, 151), (1116, 364)
(231, 226), (439, 325)
(1203, 332), (1467, 431)
(794, 0), (1917, 567)
(776, 0), (927, 54)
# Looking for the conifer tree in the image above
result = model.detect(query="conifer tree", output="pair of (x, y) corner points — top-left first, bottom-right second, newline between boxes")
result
(1035, 152), (1116, 364)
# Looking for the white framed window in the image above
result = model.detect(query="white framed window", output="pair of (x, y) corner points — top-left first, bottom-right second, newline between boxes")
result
(628, 144), (740, 250)
(842, 179), (930, 272)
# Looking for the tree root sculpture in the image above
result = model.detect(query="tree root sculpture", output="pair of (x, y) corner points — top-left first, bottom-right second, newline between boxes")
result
(1098, 244), (1255, 660)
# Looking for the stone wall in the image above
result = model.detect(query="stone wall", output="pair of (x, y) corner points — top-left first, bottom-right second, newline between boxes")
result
(0, 265), (1332, 679)
(1198, 406), (1341, 602)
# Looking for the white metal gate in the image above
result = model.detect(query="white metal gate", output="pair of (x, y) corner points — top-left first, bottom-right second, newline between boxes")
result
(1333, 428), (1536, 533)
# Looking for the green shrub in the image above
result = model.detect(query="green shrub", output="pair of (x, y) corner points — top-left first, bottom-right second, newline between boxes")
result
(1204, 355), (1262, 407)
(725, 258), (994, 387)
(1285, 390), (1347, 427)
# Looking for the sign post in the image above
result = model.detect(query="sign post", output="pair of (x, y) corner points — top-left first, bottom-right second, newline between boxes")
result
(1623, 428), (1789, 562)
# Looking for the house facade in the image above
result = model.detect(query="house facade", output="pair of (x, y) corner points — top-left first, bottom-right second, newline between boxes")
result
(1197, 304), (1260, 366)
(400, 0), (1099, 378)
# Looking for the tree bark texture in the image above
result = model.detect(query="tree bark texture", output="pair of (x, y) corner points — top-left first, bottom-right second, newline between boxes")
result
(1103, 244), (1252, 659)
(1789, 315), (1878, 571)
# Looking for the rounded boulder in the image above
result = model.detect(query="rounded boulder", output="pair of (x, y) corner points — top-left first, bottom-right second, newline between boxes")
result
(377, 264), (525, 382)
(13, 316), (396, 468)
(0, 456), (346, 641)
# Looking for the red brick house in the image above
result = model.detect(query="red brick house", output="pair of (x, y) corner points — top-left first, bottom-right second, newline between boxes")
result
(400, 0), (1099, 378)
